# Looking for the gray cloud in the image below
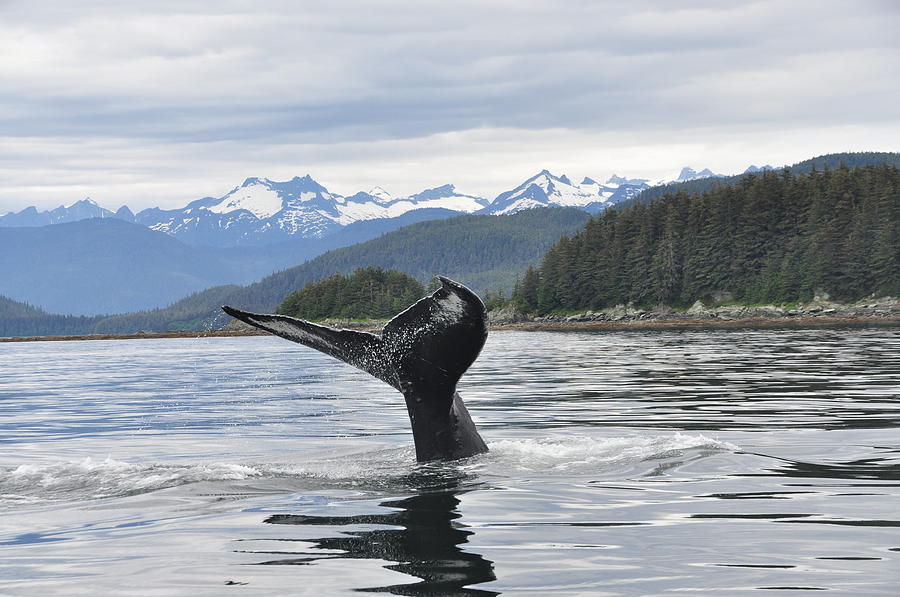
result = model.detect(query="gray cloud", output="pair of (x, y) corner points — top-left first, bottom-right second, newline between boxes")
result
(1, 0), (898, 211)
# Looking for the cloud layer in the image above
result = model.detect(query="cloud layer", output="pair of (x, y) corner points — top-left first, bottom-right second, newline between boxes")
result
(2, 0), (898, 211)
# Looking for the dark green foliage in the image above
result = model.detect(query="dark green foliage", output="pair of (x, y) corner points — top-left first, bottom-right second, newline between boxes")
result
(622, 152), (900, 208)
(512, 267), (541, 312)
(789, 152), (900, 173)
(515, 165), (900, 313)
(277, 268), (424, 320)
(482, 287), (508, 312)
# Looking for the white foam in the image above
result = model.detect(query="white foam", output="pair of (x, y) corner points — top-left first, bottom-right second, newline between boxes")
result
(478, 433), (737, 475)
(0, 435), (736, 507)
(0, 457), (267, 506)
(0, 448), (420, 508)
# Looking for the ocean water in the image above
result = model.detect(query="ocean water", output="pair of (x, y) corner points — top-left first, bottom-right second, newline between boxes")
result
(0, 328), (898, 595)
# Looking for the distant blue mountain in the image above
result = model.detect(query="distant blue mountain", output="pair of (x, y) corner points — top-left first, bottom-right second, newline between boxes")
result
(743, 164), (775, 174)
(0, 198), (133, 227)
(0, 166), (711, 246)
(0, 219), (275, 315)
(0, 208), (465, 316)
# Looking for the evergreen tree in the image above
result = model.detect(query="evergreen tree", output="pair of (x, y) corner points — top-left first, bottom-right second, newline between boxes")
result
(513, 266), (541, 312)
(524, 164), (900, 314)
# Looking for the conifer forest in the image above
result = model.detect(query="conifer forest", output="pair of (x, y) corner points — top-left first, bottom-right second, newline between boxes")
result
(513, 165), (899, 313)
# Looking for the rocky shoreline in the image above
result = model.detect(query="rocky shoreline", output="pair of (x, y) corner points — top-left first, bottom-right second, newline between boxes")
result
(488, 296), (900, 329)
(3, 297), (897, 342)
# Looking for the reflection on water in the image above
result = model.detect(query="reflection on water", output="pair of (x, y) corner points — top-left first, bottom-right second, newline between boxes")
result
(1, 328), (899, 595)
(258, 483), (498, 595)
(746, 451), (900, 481)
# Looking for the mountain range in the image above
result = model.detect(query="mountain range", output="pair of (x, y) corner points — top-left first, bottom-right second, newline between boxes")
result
(3, 151), (893, 328)
(0, 208), (591, 335)
(0, 208), (466, 315)
(0, 167), (726, 247)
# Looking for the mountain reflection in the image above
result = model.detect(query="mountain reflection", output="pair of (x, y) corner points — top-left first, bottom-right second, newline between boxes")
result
(260, 487), (498, 596)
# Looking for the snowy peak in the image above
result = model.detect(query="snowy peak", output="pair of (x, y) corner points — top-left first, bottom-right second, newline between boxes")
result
(207, 180), (285, 219)
(334, 183), (487, 225)
(677, 167), (724, 182)
(66, 197), (99, 209)
(744, 164), (775, 174)
(408, 183), (457, 201)
(133, 175), (488, 246)
(486, 170), (651, 215)
(0, 162), (780, 241)
(408, 184), (488, 207)
(367, 186), (392, 203)
(605, 174), (649, 186)
(202, 174), (340, 221)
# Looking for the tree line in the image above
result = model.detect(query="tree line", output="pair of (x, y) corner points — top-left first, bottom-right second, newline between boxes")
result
(627, 151), (900, 207)
(513, 164), (899, 313)
(277, 267), (425, 320)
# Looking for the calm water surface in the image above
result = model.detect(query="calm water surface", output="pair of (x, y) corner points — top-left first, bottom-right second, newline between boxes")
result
(0, 328), (898, 595)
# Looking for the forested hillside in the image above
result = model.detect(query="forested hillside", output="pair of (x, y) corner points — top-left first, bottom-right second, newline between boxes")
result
(625, 152), (900, 207)
(0, 295), (103, 336)
(0, 295), (45, 318)
(218, 207), (590, 314)
(277, 268), (425, 320)
(514, 164), (899, 313)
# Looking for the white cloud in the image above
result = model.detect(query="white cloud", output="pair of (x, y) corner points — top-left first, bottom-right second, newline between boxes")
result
(3, 121), (898, 213)
(0, 0), (898, 212)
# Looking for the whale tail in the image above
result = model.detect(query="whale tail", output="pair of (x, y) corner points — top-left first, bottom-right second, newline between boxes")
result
(222, 276), (489, 461)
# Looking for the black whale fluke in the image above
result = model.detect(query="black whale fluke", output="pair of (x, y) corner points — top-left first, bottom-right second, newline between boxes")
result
(222, 276), (489, 462)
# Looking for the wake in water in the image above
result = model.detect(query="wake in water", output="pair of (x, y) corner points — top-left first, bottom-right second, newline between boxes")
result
(479, 433), (737, 475)
(0, 433), (736, 508)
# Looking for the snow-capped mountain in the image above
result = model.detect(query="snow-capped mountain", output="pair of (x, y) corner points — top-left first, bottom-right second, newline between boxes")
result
(133, 176), (488, 246)
(0, 198), (133, 227)
(0, 164), (732, 242)
(482, 165), (732, 215)
(744, 164), (775, 174)
(483, 170), (654, 215)
(676, 167), (725, 182)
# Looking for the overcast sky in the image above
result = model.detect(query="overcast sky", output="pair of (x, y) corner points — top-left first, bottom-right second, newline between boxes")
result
(1, 0), (898, 212)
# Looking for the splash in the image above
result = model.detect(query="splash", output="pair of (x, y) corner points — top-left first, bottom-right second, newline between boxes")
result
(0, 434), (736, 507)
(477, 433), (737, 475)
(0, 448), (422, 507)
(1, 457), (265, 506)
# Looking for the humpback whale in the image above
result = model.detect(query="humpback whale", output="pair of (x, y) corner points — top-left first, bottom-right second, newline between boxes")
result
(221, 276), (489, 462)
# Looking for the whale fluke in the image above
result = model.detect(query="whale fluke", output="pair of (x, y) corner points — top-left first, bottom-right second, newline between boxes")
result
(222, 276), (489, 461)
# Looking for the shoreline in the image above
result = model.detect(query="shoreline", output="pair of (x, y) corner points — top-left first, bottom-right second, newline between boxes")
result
(2, 315), (897, 343)
(491, 315), (900, 331)
(0, 329), (270, 343)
